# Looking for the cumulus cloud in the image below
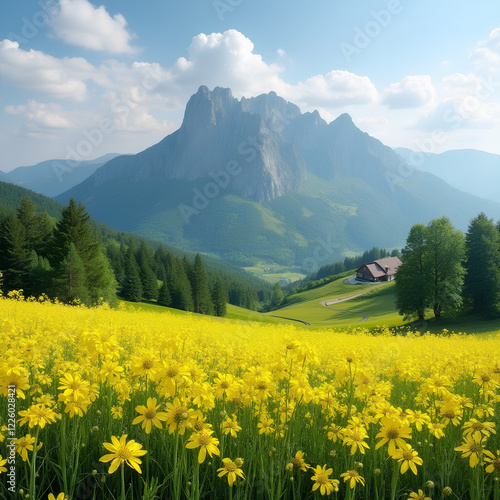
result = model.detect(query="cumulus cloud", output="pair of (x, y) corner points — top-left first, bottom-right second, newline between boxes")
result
(440, 73), (482, 99)
(49, 0), (136, 54)
(290, 70), (378, 108)
(469, 27), (500, 71)
(5, 100), (75, 139)
(382, 75), (435, 109)
(0, 40), (90, 100)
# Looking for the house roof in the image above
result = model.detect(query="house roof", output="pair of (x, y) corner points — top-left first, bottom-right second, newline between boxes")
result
(357, 256), (402, 278)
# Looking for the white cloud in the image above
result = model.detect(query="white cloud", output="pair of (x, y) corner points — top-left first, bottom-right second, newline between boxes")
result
(382, 75), (435, 109)
(440, 73), (482, 99)
(290, 70), (378, 108)
(469, 27), (500, 71)
(49, 0), (136, 54)
(0, 40), (90, 100)
(5, 100), (75, 139)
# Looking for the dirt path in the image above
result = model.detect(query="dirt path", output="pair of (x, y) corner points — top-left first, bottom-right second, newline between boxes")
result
(268, 315), (311, 326)
(320, 291), (371, 322)
(268, 285), (373, 326)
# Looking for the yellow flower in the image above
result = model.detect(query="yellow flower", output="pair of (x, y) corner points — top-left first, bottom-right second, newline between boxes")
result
(48, 494), (66, 500)
(483, 449), (500, 474)
(391, 443), (423, 475)
(15, 434), (36, 462)
(375, 417), (412, 455)
(455, 436), (485, 468)
(310, 465), (339, 495)
(221, 414), (241, 437)
(462, 419), (496, 442)
(342, 427), (370, 455)
(99, 435), (147, 474)
(428, 421), (446, 439)
(217, 457), (245, 486)
(18, 404), (57, 429)
(132, 398), (168, 434)
(0, 454), (7, 473)
(408, 489), (432, 500)
(165, 398), (194, 435)
(291, 450), (309, 472)
(58, 373), (88, 402)
(257, 417), (275, 435)
(185, 429), (220, 463)
(340, 469), (365, 489)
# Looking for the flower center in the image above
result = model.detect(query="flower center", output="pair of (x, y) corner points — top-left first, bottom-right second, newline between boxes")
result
(144, 409), (156, 420)
(198, 435), (211, 446)
(316, 473), (328, 484)
(166, 368), (178, 378)
(220, 381), (229, 389)
(225, 462), (237, 472)
(387, 428), (399, 439)
(469, 443), (480, 453)
(472, 422), (484, 431)
(143, 360), (153, 370)
(402, 451), (414, 461)
(117, 449), (132, 461)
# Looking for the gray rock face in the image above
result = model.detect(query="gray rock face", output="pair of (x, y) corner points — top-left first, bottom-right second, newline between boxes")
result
(92, 86), (307, 202)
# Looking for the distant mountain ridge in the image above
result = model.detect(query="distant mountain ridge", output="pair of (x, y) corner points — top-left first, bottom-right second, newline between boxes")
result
(396, 148), (500, 203)
(2, 153), (121, 198)
(57, 86), (500, 269)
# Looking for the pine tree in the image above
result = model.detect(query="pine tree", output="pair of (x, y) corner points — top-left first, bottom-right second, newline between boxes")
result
(464, 213), (500, 315)
(54, 243), (89, 304)
(170, 260), (194, 311)
(121, 245), (143, 302)
(1, 212), (31, 292)
(212, 277), (227, 316)
(51, 199), (116, 304)
(158, 280), (172, 307)
(191, 254), (213, 314)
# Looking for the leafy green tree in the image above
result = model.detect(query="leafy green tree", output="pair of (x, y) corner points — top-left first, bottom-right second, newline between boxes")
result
(425, 217), (465, 318)
(212, 277), (227, 317)
(395, 223), (430, 321)
(271, 282), (284, 308)
(464, 213), (500, 315)
(53, 243), (89, 304)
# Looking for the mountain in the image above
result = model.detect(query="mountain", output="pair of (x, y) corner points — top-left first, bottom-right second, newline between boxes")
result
(0, 170), (10, 182)
(5, 153), (120, 198)
(57, 86), (500, 270)
(396, 148), (500, 203)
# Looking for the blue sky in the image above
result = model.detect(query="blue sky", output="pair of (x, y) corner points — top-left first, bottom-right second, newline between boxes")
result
(0, 0), (499, 170)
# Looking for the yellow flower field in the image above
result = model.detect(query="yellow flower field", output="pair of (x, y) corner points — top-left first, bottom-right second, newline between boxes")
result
(0, 295), (499, 499)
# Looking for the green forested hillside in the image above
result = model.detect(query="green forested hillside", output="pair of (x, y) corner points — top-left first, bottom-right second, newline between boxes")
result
(0, 181), (272, 311)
